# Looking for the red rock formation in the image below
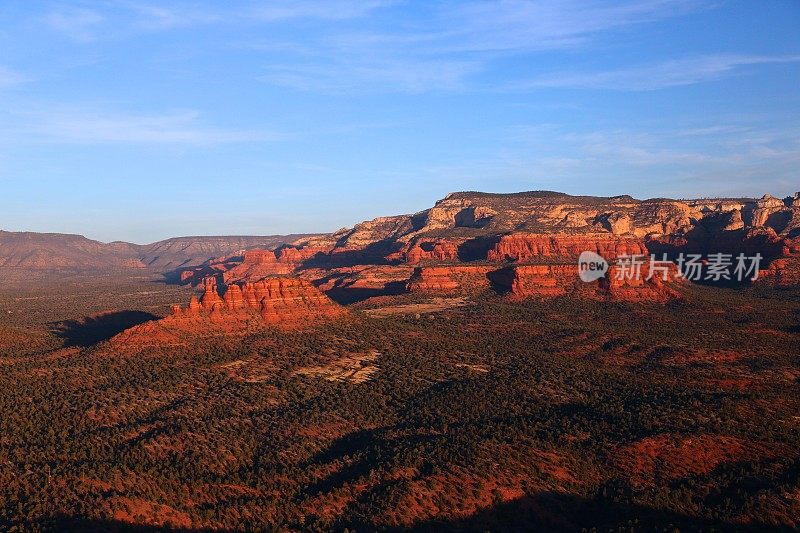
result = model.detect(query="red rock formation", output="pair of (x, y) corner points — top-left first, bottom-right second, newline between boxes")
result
(183, 277), (345, 325)
(312, 265), (414, 292)
(222, 283), (245, 310)
(406, 267), (459, 292)
(756, 234), (800, 287)
(406, 266), (494, 293)
(488, 265), (577, 298)
(275, 245), (331, 263)
(400, 239), (461, 264)
(486, 260), (681, 302)
(200, 278), (222, 310)
(750, 194), (787, 228)
(487, 233), (648, 262)
(758, 258), (800, 287)
(113, 277), (346, 347)
(600, 262), (681, 302)
(221, 249), (294, 283)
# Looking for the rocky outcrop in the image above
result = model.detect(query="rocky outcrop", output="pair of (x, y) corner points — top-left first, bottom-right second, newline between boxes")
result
(600, 262), (682, 302)
(486, 233), (648, 262)
(646, 226), (789, 268)
(487, 265), (576, 298)
(113, 277), (346, 346)
(220, 249), (295, 283)
(313, 265), (414, 292)
(750, 194), (788, 229)
(332, 215), (414, 249)
(275, 245), (331, 263)
(406, 266), (494, 293)
(400, 239), (461, 264)
(170, 191), (800, 298)
(758, 257), (800, 287)
(487, 261), (681, 302)
(178, 277), (346, 325)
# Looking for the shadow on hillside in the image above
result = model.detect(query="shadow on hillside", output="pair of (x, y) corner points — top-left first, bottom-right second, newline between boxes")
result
(39, 516), (234, 532)
(301, 240), (402, 269)
(486, 266), (514, 295)
(40, 490), (778, 532)
(457, 235), (501, 261)
(324, 281), (408, 305)
(398, 491), (774, 532)
(53, 310), (159, 347)
(161, 266), (228, 286)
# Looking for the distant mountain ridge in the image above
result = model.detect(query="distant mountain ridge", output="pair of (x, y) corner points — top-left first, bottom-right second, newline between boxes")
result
(0, 231), (316, 271)
(2, 189), (798, 273)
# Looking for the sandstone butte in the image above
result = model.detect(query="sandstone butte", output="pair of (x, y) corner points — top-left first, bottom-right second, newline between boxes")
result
(171, 191), (799, 302)
(111, 277), (346, 346)
(106, 190), (800, 345)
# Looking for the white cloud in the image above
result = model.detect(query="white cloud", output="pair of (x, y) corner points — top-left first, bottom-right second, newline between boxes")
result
(250, 0), (395, 21)
(418, 123), (800, 198)
(438, 0), (700, 54)
(515, 55), (800, 91)
(125, 3), (221, 30)
(0, 66), (30, 88)
(36, 1), (713, 94)
(6, 107), (282, 145)
(261, 59), (480, 93)
(252, 0), (703, 93)
(45, 8), (105, 42)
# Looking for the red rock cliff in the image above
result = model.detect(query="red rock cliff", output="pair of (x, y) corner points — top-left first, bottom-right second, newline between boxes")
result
(180, 277), (345, 325)
(113, 277), (346, 347)
(406, 266), (494, 293)
(487, 233), (648, 262)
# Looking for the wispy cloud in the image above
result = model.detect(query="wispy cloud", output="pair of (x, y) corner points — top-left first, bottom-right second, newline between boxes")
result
(261, 59), (480, 93)
(0, 66), (31, 88)
(5, 106), (281, 145)
(36, 1), (708, 93)
(124, 3), (221, 30)
(439, 0), (701, 54)
(45, 7), (105, 42)
(252, 0), (703, 93)
(515, 54), (800, 91)
(420, 122), (800, 198)
(250, 0), (396, 21)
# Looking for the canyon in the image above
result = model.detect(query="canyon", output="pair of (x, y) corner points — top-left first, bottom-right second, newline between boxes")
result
(2, 190), (799, 338)
(164, 191), (799, 321)
(1, 190), (799, 532)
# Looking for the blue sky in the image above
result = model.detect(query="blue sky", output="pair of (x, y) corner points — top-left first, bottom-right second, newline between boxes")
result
(0, 0), (798, 243)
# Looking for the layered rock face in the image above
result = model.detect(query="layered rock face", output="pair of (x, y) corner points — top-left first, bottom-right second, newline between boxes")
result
(406, 266), (494, 293)
(749, 194), (789, 228)
(487, 265), (575, 298)
(400, 239), (461, 264)
(486, 234), (648, 262)
(758, 257), (800, 287)
(113, 276), (346, 346)
(171, 190), (800, 305)
(174, 277), (345, 326)
(600, 263), (682, 302)
(313, 266), (414, 292)
(485, 262), (681, 301)
(221, 249), (295, 283)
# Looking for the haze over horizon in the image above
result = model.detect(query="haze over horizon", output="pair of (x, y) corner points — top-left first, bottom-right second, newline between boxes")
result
(1, 0), (798, 243)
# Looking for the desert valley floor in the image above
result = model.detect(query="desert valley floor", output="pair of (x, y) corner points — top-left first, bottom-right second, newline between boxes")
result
(0, 270), (799, 531)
